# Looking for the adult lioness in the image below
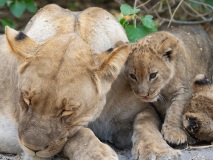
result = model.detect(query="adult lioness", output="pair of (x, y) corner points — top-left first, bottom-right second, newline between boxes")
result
(126, 25), (213, 146)
(0, 4), (129, 160)
(183, 74), (213, 143)
(0, 4), (180, 160)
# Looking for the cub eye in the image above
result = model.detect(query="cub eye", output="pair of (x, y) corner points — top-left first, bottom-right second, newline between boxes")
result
(149, 72), (158, 80)
(129, 73), (137, 81)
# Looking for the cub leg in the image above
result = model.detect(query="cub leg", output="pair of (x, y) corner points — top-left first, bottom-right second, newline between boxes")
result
(0, 113), (22, 154)
(132, 106), (180, 160)
(62, 128), (118, 160)
(161, 94), (189, 145)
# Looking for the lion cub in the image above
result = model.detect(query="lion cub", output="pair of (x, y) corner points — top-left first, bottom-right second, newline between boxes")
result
(126, 25), (213, 145)
(183, 74), (213, 143)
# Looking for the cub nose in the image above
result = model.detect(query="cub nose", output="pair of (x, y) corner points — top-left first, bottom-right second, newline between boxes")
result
(135, 89), (149, 96)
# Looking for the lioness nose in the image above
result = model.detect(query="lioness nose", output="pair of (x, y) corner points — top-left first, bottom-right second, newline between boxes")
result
(23, 139), (48, 152)
(20, 132), (49, 152)
(24, 143), (48, 152)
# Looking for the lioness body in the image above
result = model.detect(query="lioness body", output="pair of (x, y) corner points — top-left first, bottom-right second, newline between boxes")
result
(0, 4), (129, 159)
(0, 4), (181, 160)
(126, 25), (213, 145)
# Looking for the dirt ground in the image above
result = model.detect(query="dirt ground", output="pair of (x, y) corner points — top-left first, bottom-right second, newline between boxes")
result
(1, 146), (213, 160)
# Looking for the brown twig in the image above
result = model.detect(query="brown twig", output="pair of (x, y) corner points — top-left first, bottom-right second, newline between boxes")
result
(136, 0), (151, 9)
(115, 0), (213, 26)
(114, 0), (126, 5)
(166, 0), (173, 20)
(133, 0), (138, 9)
(168, 0), (184, 27)
(184, 1), (207, 20)
(181, 4), (202, 18)
(189, 0), (213, 10)
(186, 144), (213, 150)
(154, 9), (213, 25)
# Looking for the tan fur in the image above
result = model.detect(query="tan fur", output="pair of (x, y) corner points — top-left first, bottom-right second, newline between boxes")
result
(183, 74), (213, 142)
(0, 4), (130, 160)
(126, 25), (213, 147)
(0, 4), (182, 160)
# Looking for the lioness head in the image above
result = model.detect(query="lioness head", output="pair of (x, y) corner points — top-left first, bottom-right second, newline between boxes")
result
(126, 32), (178, 102)
(5, 26), (129, 158)
(182, 74), (213, 142)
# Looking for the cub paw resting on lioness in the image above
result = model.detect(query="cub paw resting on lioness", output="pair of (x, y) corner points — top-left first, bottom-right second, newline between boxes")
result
(183, 74), (213, 143)
(126, 25), (213, 145)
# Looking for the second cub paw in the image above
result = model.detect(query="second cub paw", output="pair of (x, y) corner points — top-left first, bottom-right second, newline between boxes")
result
(132, 141), (181, 160)
(161, 123), (187, 145)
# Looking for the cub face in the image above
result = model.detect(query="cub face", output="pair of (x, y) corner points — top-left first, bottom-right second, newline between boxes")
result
(182, 74), (213, 142)
(5, 27), (129, 158)
(126, 32), (178, 102)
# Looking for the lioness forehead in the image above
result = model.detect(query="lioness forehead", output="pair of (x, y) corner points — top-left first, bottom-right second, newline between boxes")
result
(17, 33), (99, 114)
(20, 71), (97, 114)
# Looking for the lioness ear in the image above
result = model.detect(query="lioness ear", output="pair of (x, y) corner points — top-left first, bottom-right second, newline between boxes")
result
(5, 26), (38, 61)
(160, 36), (178, 61)
(95, 44), (129, 93)
(193, 74), (212, 92)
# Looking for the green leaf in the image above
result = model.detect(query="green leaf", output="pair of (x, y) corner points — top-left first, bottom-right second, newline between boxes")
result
(204, 0), (213, 6)
(9, 1), (26, 18)
(119, 17), (129, 28)
(125, 25), (150, 43)
(141, 15), (157, 32)
(25, 0), (37, 12)
(0, 0), (7, 7)
(0, 18), (14, 30)
(120, 4), (140, 16)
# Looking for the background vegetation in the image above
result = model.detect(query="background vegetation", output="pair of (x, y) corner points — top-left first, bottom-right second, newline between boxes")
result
(0, 0), (213, 41)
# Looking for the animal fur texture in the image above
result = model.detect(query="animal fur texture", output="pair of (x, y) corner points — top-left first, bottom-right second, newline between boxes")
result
(126, 25), (213, 147)
(183, 74), (213, 143)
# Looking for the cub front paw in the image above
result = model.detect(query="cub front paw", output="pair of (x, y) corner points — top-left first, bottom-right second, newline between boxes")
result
(161, 124), (187, 145)
(132, 141), (181, 160)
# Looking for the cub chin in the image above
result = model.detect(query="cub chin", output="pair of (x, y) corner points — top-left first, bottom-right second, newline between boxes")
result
(126, 25), (213, 145)
(183, 74), (213, 143)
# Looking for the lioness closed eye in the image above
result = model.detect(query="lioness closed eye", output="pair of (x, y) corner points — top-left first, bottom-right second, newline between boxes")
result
(126, 25), (213, 145)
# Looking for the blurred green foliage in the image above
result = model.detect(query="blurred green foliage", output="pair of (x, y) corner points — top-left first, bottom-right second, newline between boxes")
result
(119, 4), (157, 43)
(0, 0), (37, 30)
(204, 0), (213, 6)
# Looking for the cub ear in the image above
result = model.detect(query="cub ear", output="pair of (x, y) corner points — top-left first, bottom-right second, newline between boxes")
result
(5, 26), (38, 62)
(95, 43), (129, 94)
(159, 36), (178, 61)
(192, 74), (212, 92)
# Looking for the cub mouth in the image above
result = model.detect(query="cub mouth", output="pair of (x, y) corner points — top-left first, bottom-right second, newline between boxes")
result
(141, 96), (159, 102)
(138, 91), (159, 102)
